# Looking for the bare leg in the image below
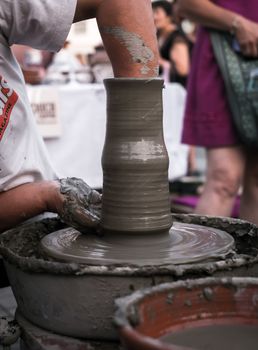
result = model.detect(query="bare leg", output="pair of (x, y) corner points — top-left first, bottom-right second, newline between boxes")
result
(187, 146), (198, 175)
(239, 151), (258, 225)
(194, 146), (244, 217)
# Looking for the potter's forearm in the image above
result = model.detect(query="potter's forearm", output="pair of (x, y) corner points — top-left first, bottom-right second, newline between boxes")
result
(178, 0), (238, 32)
(0, 181), (58, 233)
(96, 0), (159, 77)
(74, 0), (159, 77)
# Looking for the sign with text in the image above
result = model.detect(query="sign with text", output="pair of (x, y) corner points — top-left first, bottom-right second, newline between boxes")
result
(27, 87), (61, 138)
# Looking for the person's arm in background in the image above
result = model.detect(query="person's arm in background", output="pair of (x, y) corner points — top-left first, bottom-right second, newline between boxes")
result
(177, 0), (258, 57)
(169, 38), (190, 77)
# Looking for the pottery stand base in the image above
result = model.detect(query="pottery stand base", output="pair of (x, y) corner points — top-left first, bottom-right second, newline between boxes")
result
(1, 215), (258, 340)
(17, 312), (121, 350)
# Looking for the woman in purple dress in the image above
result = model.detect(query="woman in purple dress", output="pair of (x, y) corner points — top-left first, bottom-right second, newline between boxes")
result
(178, 0), (258, 224)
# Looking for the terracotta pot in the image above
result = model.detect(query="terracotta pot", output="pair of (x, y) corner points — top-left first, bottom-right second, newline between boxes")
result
(115, 277), (258, 350)
(0, 215), (258, 340)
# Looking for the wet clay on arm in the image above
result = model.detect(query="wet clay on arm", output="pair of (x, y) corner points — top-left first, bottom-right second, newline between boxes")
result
(74, 0), (159, 78)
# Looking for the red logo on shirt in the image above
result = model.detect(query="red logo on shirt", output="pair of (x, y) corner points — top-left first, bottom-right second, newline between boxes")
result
(0, 76), (18, 140)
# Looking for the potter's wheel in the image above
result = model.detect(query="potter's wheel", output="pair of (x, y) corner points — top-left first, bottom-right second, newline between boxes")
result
(40, 222), (234, 266)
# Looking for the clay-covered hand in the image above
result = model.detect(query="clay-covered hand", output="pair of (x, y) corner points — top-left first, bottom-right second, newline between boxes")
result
(58, 177), (101, 233)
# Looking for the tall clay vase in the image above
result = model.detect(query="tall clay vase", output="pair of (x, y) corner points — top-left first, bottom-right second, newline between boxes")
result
(101, 78), (172, 234)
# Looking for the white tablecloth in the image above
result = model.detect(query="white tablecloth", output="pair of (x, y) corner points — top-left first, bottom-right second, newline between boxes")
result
(27, 82), (188, 189)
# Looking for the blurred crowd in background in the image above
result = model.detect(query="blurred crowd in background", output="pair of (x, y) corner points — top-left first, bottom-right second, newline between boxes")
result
(11, 40), (112, 84)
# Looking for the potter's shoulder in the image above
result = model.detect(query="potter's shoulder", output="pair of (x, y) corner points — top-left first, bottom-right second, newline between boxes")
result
(1, 0), (77, 52)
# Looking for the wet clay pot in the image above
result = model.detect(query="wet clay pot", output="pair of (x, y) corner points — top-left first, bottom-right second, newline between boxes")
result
(101, 78), (172, 234)
(1, 215), (258, 340)
(115, 277), (258, 350)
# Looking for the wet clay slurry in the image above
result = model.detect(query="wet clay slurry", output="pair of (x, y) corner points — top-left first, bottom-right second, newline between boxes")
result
(101, 78), (172, 234)
(40, 222), (234, 265)
(2, 215), (257, 273)
(102, 27), (156, 75)
(160, 324), (258, 350)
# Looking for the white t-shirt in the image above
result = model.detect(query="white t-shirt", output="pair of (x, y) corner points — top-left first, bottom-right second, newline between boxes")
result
(0, 0), (77, 191)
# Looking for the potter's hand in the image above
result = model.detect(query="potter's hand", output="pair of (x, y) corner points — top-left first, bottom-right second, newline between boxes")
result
(58, 177), (101, 233)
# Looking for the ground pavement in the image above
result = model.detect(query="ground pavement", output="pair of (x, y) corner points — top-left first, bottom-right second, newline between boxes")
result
(0, 286), (20, 349)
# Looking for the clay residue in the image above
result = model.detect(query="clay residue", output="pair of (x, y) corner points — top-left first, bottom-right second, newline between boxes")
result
(0, 215), (258, 277)
(40, 222), (235, 266)
(114, 277), (258, 329)
(121, 140), (164, 161)
(203, 287), (213, 301)
(0, 317), (21, 346)
(166, 292), (174, 305)
(172, 214), (258, 256)
(102, 27), (156, 75)
(184, 300), (192, 307)
(59, 177), (101, 233)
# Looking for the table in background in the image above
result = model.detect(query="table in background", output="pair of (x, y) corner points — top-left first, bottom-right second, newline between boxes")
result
(27, 82), (188, 189)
